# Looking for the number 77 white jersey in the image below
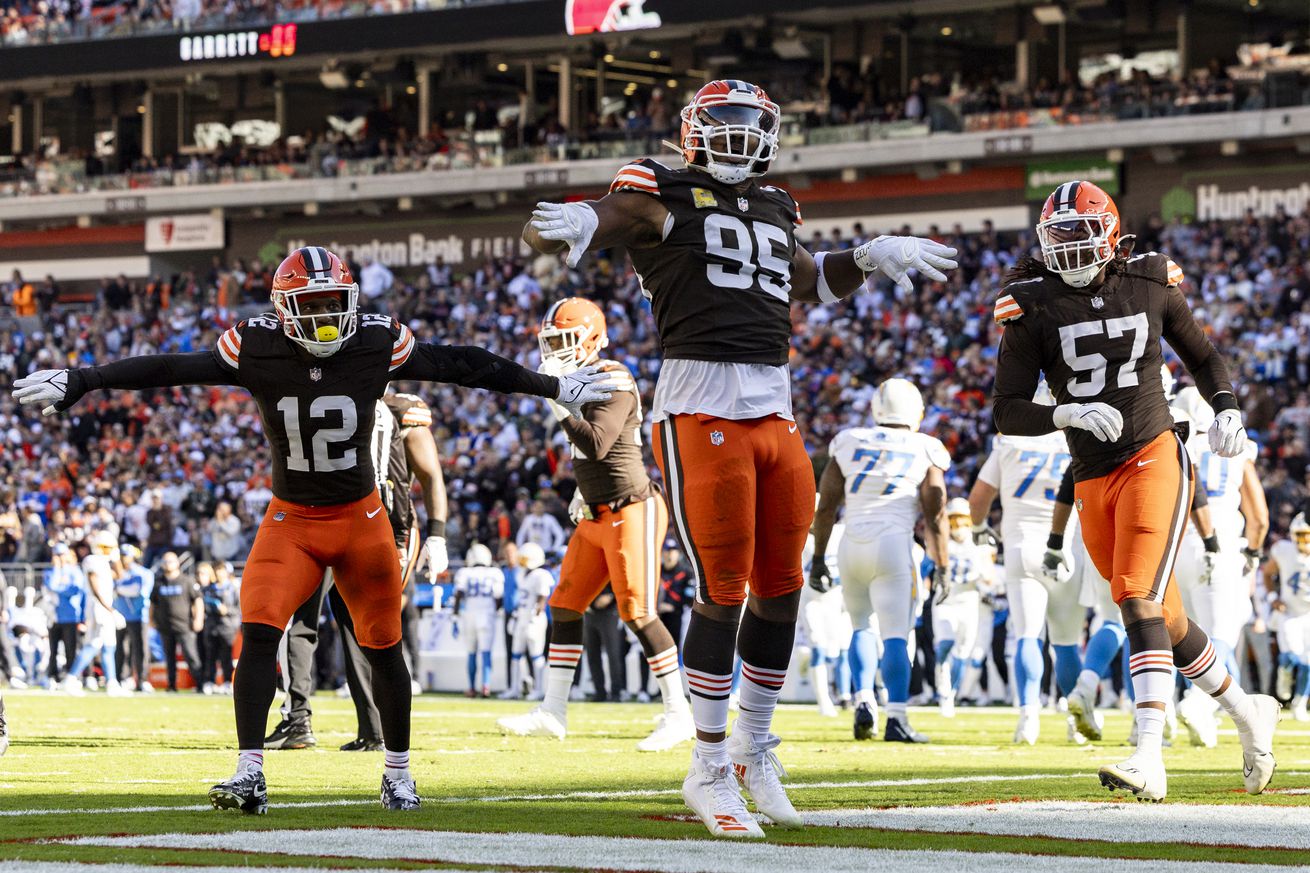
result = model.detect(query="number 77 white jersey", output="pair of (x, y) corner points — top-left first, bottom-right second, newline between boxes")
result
(829, 426), (950, 536)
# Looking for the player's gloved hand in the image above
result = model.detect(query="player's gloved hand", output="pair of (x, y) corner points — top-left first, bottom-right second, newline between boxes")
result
(971, 521), (1000, 548)
(1041, 548), (1073, 584)
(808, 560), (834, 593)
(530, 201), (599, 268)
(1199, 549), (1218, 586)
(567, 491), (589, 525)
(1209, 408), (1247, 458)
(932, 565), (951, 606)
(418, 535), (448, 582)
(555, 364), (620, 417)
(1053, 402), (1123, 443)
(853, 235), (959, 292)
(538, 359), (576, 422)
(13, 368), (87, 416)
(1242, 545), (1264, 576)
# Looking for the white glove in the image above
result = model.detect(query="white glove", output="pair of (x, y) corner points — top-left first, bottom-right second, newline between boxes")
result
(568, 491), (588, 525)
(530, 201), (599, 268)
(538, 360), (575, 422)
(1209, 408), (1246, 458)
(1200, 549), (1218, 586)
(555, 364), (619, 417)
(1053, 402), (1123, 443)
(1041, 548), (1074, 584)
(417, 535), (448, 581)
(13, 369), (72, 416)
(853, 235), (959, 292)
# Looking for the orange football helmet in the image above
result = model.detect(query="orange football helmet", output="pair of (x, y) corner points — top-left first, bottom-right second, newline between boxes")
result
(271, 246), (359, 357)
(539, 297), (608, 372)
(678, 79), (779, 185)
(1037, 181), (1122, 288)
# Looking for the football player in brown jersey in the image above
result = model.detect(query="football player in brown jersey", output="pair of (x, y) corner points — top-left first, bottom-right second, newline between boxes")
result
(523, 79), (958, 837)
(991, 181), (1280, 802)
(13, 246), (621, 814)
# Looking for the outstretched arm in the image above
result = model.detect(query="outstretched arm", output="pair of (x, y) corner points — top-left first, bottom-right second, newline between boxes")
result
(524, 191), (669, 266)
(14, 352), (233, 415)
(790, 235), (958, 304)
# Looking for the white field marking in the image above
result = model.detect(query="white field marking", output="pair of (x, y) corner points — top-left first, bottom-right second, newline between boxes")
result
(1, 865), (482, 873)
(804, 802), (1310, 849)
(0, 798), (376, 818)
(60, 828), (1305, 873)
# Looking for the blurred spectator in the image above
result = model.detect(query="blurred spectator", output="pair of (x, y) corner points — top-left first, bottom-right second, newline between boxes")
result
(207, 501), (244, 563)
(144, 492), (173, 567)
(44, 543), (86, 686)
(516, 500), (566, 556)
(199, 561), (239, 693)
(150, 551), (203, 693)
(114, 543), (154, 692)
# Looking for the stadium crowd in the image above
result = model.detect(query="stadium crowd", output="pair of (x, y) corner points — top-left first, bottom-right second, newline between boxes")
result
(0, 203), (1307, 699)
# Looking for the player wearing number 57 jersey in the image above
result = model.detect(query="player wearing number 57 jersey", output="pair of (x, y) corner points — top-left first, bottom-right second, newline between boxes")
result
(523, 79), (958, 838)
(991, 180), (1279, 802)
(12, 246), (620, 815)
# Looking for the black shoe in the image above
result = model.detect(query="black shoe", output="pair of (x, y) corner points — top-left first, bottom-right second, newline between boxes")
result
(340, 737), (384, 752)
(264, 718), (316, 750)
(209, 770), (267, 814)
(380, 773), (421, 810)
(884, 715), (930, 743)
(0, 712), (8, 756)
(853, 702), (876, 741)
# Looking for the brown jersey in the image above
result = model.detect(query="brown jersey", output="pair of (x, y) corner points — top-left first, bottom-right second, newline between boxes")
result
(611, 159), (801, 365)
(559, 360), (652, 507)
(992, 252), (1235, 482)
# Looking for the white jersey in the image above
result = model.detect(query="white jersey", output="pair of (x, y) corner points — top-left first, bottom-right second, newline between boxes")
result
(945, 538), (995, 597)
(976, 432), (1071, 543)
(1185, 434), (1256, 544)
(454, 566), (504, 616)
(514, 568), (554, 618)
(829, 426), (950, 538)
(1270, 540), (1310, 617)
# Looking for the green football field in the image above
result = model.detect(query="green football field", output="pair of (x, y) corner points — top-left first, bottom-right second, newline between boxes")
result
(1, 690), (1308, 871)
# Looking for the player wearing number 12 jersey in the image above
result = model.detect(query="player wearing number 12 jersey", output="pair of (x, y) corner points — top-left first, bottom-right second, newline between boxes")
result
(12, 246), (619, 814)
(991, 180), (1279, 802)
(523, 79), (957, 837)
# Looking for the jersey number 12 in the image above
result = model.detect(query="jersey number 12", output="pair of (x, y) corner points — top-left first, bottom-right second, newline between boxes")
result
(276, 395), (358, 473)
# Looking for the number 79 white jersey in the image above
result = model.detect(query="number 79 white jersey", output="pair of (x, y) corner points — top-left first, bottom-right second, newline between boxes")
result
(829, 426), (950, 536)
(976, 432), (1071, 543)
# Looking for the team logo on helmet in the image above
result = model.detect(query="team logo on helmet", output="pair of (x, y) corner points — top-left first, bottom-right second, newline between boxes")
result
(271, 246), (360, 358)
(676, 80), (780, 186)
(1037, 180), (1122, 289)
(539, 297), (609, 374)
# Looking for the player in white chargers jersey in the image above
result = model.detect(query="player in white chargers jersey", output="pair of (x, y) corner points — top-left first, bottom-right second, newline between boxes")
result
(801, 522), (854, 717)
(1266, 515), (1310, 720)
(812, 378), (950, 743)
(506, 543), (554, 700)
(934, 499), (993, 718)
(968, 382), (1081, 745)
(452, 544), (504, 697)
(1172, 386), (1269, 740)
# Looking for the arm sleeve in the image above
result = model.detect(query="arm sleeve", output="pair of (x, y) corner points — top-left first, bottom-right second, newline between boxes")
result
(79, 352), (234, 393)
(391, 343), (558, 398)
(992, 320), (1058, 436)
(1162, 284), (1237, 411)
(1191, 470), (1209, 510)
(1055, 466), (1074, 506)
(559, 391), (636, 460)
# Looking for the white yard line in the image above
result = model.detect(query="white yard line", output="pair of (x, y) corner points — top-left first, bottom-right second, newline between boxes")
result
(804, 801), (1310, 849)
(60, 828), (1307, 873)
(0, 865), (484, 873)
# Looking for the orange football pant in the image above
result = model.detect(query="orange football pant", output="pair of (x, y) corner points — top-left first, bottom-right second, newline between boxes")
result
(652, 413), (815, 606)
(242, 490), (403, 648)
(550, 493), (668, 622)
(1075, 429), (1192, 625)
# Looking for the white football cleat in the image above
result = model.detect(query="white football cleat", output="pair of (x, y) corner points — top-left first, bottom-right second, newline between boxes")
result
(1066, 716), (1088, 746)
(62, 675), (85, 697)
(1238, 694), (1281, 795)
(1276, 663), (1294, 701)
(1176, 691), (1219, 748)
(1099, 751), (1167, 802)
(636, 710), (695, 752)
(683, 750), (764, 838)
(728, 731), (802, 828)
(1013, 709), (1039, 746)
(496, 707), (566, 740)
(1065, 686), (1102, 741)
(1291, 695), (1309, 723)
(817, 697), (838, 718)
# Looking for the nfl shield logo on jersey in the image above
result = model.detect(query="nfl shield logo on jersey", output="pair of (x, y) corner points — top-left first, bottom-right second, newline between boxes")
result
(737, 197), (749, 212)
(1091, 296), (1105, 310)
(309, 367), (322, 381)
(710, 430), (725, 446)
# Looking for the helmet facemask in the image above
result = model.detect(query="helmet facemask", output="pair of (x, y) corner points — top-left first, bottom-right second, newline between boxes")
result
(1037, 211), (1118, 289)
(538, 319), (605, 374)
(681, 97), (779, 186)
(273, 283), (359, 358)
(949, 514), (972, 544)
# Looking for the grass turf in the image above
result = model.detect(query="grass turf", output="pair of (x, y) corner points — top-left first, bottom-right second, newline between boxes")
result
(1, 689), (1307, 868)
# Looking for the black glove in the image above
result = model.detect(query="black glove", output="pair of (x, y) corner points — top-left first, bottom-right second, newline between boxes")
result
(1242, 546), (1264, 576)
(971, 522), (1000, 548)
(808, 560), (833, 593)
(932, 565), (951, 606)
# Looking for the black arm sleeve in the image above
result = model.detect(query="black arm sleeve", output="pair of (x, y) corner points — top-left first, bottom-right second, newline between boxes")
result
(992, 319), (1058, 436)
(1162, 285), (1237, 411)
(391, 343), (559, 398)
(76, 352), (233, 395)
(1056, 466), (1075, 507)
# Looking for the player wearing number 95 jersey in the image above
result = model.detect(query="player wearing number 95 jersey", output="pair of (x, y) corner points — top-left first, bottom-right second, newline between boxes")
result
(991, 180), (1279, 803)
(523, 79), (958, 839)
(11, 246), (621, 816)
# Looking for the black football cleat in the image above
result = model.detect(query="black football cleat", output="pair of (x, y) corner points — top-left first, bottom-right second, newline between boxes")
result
(381, 773), (421, 810)
(340, 737), (384, 752)
(0, 711), (8, 757)
(209, 770), (268, 815)
(853, 702), (876, 741)
(264, 718), (316, 750)
(884, 715), (930, 743)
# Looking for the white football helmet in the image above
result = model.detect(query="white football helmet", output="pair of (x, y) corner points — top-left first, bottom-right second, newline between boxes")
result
(1171, 386), (1215, 434)
(518, 542), (546, 571)
(872, 378), (924, 431)
(1292, 513), (1310, 555)
(946, 497), (972, 543)
(465, 543), (494, 567)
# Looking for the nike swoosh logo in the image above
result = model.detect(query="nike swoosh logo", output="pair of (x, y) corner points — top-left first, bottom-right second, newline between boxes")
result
(366, 507), (383, 518)
(1138, 459), (1157, 467)
(1244, 763), (1255, 777)
(612, 520), (625, 527)
(788, 424), (798, 434)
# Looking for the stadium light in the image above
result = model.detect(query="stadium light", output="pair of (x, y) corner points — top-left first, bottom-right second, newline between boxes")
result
(1033, 4), (1066, 24)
